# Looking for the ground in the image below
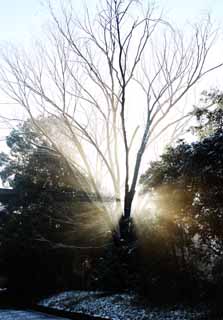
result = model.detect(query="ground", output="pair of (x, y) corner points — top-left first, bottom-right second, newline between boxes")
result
(40, 291), (207, 320)
(0, 309), (70, 320)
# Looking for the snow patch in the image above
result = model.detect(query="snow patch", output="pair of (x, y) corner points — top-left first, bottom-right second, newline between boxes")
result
(39, 291), (206, 319)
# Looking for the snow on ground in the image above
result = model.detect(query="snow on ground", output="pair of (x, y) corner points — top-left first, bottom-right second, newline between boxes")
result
(0, 309), (70, 320)
(39, 291), (207, 320)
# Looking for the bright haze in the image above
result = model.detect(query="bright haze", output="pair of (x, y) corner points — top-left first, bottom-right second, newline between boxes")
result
(0, 0), (222, 144)
(0, 0), (222, 223)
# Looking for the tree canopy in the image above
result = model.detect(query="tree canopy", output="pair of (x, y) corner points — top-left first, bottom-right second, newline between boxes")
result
(0, 121), (113, 294)
(0, 0), (222, 240)
(140, 90), (223, 258)
(0, 120), (112, 254)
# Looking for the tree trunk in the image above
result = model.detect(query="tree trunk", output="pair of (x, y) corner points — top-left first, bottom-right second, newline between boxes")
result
(117, 191), (136, 242)
(124, 191), (134, 219)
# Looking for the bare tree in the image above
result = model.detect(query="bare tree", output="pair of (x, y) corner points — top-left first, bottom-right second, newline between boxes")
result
(0, 0), (222, 240)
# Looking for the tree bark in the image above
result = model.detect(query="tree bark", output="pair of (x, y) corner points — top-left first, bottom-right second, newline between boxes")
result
(117, 190), (136, 242)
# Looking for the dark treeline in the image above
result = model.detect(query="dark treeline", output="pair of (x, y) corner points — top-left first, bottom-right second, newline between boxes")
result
(138, 90), (223, 305)
(0, 120), (110, 301)
(1, 91), (223, 310)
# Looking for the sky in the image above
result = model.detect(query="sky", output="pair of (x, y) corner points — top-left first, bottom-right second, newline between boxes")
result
(0, 0), (222, 126)
(0, 0), (223, 41)
(0, 0), (223, 44)
(0, 0), (222, 184)
(0, 0), (222, 136)
(0, 0), (222, 92)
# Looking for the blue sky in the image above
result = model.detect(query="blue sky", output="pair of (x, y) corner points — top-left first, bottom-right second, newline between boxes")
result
(0, 0), (222, 181)
(0, 0), (222, 43)
(0, 0), (42, 42)
(159, 0), (221, 21)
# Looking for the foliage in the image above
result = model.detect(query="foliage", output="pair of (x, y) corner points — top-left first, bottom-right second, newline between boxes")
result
(192, 89), (223, 139)
(142, 134), (223, 250)
(2, 87), (223, 302)
(139, 92), (223, 301)
(0, 121), (85, 241)
(0, 121), (106, 294)
(0, 120), (85, 190)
